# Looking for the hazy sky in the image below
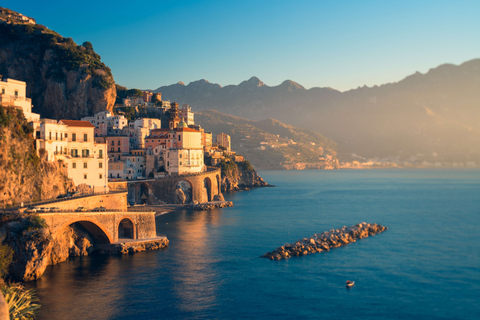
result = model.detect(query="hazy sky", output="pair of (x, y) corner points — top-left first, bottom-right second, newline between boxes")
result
(3, 0), (479, 91)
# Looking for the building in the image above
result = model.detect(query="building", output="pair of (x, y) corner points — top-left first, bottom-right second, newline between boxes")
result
(32, 119), (68, 161)
(216, 133), (231, 153)
(179, 105), (194, 125)
(95, 136), (130, 161)
(203, 132), (212, 151)
(0, 77), (39, 122)
(58, 120), (109, 192)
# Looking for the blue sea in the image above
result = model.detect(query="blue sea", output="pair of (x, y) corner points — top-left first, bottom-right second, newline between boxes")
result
(28, 169), (480, 319)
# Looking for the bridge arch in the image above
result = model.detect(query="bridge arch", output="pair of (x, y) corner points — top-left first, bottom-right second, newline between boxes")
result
(216, 174), (221, 195)
(59, 218), (113, 244)
(127, 184), (136, 205)
(118, 217), (135, 239)
(203, 177), (212, 202)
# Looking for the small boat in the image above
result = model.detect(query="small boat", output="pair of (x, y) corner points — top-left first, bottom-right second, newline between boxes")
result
(346, 280), (355, 287)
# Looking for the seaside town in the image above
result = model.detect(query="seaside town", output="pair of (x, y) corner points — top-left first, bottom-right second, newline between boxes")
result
(1, 76), (244, 202)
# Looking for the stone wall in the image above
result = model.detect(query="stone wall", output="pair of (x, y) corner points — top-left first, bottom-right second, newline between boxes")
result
(108, 181), (127, 192)
(34, 192), (128, 211)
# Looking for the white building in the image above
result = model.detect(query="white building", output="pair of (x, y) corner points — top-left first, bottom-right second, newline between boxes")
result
(0, 77), (39, 122)
(32, 119), (68, 161)
(179, 105), (194, 125)
(58, 120), (109, 192)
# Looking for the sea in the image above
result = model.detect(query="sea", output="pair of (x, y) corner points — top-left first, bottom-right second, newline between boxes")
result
(27, 169), (480, 320)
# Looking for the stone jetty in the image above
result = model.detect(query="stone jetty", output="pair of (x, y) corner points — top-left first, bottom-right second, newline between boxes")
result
(262, 223), (387, 260)
(193, 201), (234, 211)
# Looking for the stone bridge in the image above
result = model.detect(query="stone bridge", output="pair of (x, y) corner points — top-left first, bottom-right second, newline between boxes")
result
(127, 167), (222, 205)
(39, 211), (157, 244)
(32, 192), (157, 244)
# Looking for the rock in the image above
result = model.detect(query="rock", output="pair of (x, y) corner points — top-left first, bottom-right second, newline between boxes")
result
(174, 188), (186, 204)
(213, 193), (225, 201)
(262, 223), (387, 260)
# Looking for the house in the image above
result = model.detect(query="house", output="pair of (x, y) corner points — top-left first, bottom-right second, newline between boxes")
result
(0, 77), (39, 122)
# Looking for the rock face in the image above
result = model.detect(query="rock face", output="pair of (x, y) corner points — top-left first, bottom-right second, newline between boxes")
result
(0, 107), (74, 206)
(0, 7), (116, 119)
(262, 223), (387, 260)
(220, 160), (269, 193)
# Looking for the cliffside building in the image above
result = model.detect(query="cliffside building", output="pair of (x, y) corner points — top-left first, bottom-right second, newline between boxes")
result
(0, 76), (39, 122)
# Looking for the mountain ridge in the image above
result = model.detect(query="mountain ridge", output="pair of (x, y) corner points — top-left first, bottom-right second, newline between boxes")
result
(156, 58), (480, 165)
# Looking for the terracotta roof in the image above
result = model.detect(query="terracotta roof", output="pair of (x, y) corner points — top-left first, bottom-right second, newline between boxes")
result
(60, 120), (95, 128)
(176, 127), (200, 133)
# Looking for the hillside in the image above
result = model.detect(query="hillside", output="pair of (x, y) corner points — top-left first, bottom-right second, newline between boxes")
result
(157, 60), (480, 166)
(0, 7), (116, 120)
(196, 110), (338, 170)
(0, 106), (73, 206)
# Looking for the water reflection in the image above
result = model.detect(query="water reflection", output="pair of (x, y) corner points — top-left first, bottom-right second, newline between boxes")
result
(157, 209), (223, 314)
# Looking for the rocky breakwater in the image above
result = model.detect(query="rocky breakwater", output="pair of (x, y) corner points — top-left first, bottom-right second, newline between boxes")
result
(193, 201), (233, 211)
(262, 223), (387, 260)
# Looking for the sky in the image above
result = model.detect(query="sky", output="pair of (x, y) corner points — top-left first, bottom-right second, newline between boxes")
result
(2, 0), (480, 91)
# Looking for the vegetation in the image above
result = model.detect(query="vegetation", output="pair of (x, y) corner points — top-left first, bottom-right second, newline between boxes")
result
(0, 283), (40, 319)
(0, 21), (114, 89)
(0, 245), (13, 279)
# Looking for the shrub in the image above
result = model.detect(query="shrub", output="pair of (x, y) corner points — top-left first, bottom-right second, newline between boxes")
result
(0, 283), (40, 319)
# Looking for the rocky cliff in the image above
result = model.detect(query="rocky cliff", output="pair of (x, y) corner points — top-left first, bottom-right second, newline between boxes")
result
(0, 107), (73, 206)
(0, 7), (116, 119)
(217, 157), (269, 192)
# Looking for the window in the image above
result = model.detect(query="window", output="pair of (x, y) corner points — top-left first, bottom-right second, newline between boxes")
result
(84, 162), (87, 169)
(111, 140), (114, 145)
(72, 133), (76, 142)
(118, 140), (121, 145)
(71, 149), (78, 157)
(118, 147), (121, 152)
(14, 90), (18, 97)
(180, 162), (182, 165)
(99, 174), (103, 179)
(84, 174), (87, 179)
(84, 133), (88, 142)
(65, 133), (68, 139)
(49, 132), (52, 140)
(82, 149), (89, 157)
(178, 135), (181, 141)
(72, 162), (76, 169)
(99, 149), (103, 159)
(55, 132), (58, 140)
(1, 89), (4, 94)
(111, 147), (114, 152)
(180, 154), (182, 158)
(99, 162), (103, 168)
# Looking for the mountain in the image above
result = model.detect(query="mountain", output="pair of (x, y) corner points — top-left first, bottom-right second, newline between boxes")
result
(156, 60), (480, 165)
(195, 110), (338, 170)
(0, 7), (116, 120)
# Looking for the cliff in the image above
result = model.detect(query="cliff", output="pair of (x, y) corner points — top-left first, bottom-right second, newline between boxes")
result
(0, 7), (116, 119)
(216, 157), (269, 193)
(0, 107), (73, 206)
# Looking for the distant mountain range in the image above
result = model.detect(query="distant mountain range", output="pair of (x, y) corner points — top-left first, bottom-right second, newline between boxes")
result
(155, 59), (480, 165)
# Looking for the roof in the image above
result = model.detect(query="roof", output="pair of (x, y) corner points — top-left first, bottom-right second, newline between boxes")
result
(59, 120), (95, 128)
